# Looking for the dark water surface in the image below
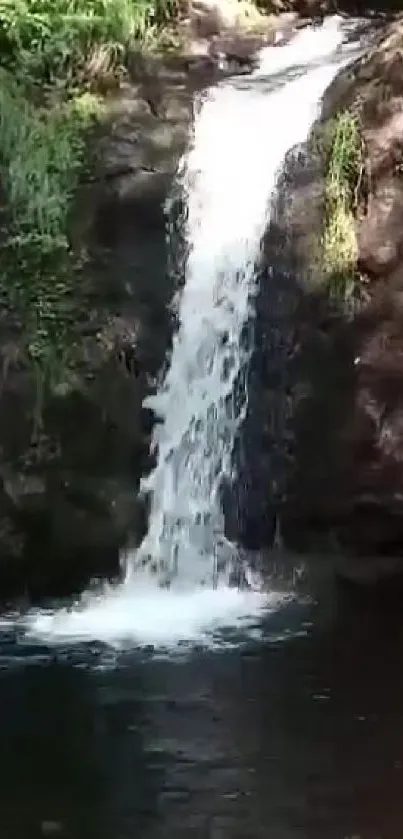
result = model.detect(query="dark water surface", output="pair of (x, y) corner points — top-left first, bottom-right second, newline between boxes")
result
(1, 581), (403, 839)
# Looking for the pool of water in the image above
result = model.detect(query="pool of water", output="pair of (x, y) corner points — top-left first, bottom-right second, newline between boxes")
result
(1, 575), (403, 839)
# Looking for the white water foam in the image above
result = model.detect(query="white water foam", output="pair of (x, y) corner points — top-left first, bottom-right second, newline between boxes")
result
(24, 585), (280, 650)
(23, 16), (364, 650)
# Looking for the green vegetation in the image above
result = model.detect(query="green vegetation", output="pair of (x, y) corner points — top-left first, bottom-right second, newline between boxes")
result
(0, 75), (103, 404)
(0, 0), (175, 89)
(320, 110), (364, 303)
(0, 0), (176, 434)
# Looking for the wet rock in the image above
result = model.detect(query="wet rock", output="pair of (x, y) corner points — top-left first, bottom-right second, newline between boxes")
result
(331, 21), (403, 566)
(0, 52), (198, 598)
(358, 176), (403, 279)
(344, 289), (403, 513)
(274, 15), (403, 581)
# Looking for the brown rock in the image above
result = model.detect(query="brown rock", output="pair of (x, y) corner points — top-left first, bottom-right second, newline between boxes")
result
(365, 103), (403, 176)
(280, 18), (403, 570)
(358, 176), (403, 278)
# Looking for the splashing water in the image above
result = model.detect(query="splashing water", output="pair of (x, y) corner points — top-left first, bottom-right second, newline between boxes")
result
(24, 16), (364, 649)
(127, 14), (363, 589)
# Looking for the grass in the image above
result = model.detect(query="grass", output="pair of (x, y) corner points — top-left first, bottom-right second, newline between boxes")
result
(0, 69), (104, 411)
(0, 77), (103, 241)
(320, 111), (364, 304)
(0, 0), (177, 434)
(0, 0), (175, 89)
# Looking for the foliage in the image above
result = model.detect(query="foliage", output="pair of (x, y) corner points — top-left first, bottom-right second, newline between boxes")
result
(0, 0), (175, 90)
(320, 111), (364, 303)
(0, 0), (176, 434)
(0, 71), (102, 411)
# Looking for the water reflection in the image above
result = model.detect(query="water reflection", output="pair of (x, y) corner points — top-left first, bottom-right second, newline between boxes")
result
(1, 586), (403, 838)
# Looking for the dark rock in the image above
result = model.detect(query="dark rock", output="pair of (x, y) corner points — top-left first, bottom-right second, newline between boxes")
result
(358, 176), (403, 278)
(0, 54), (197, 599)
(268, 16), (403, 584)
(334, 554), (403, 588)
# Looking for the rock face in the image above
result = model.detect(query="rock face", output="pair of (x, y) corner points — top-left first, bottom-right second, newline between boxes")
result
(330, 20), (403, 564)
(275, 15), (403, 577)
(0, 54), (195, 599)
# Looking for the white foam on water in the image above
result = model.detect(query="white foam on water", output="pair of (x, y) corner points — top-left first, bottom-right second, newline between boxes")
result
(24, 585), (284, 650)
(255, 13), (359, 76)
(22, 16), (364, 652)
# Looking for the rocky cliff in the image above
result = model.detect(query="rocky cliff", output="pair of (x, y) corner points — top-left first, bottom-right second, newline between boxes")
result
(275, 14), (403, 582)
(2, 4), (403, 597)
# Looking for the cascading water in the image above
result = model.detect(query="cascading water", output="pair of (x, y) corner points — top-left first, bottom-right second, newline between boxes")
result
(24, 17), (365, 648)
(126, 14), (363, 589)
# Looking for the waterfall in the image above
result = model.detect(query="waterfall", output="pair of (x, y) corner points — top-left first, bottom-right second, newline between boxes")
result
(126, 15), (363, 589)
(25, 16), (365, 648)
